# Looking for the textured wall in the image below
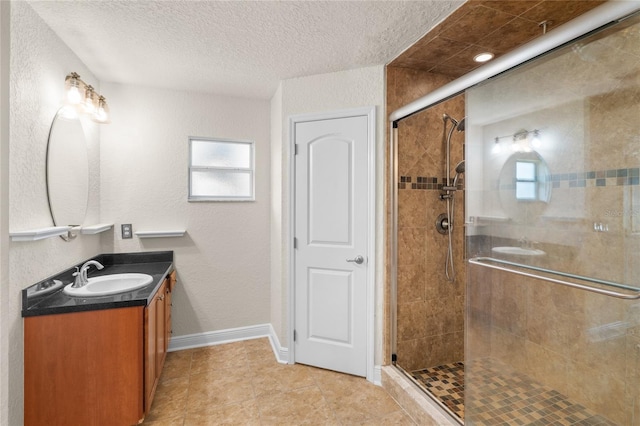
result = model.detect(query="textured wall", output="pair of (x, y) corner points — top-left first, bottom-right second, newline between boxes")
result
(272, 66), (385, 361)
(100, 83), (271, 336)
(6, 3), (103, 424)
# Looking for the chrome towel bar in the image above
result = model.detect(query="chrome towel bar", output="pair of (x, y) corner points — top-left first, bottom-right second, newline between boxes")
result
(468, 257), (640, 300)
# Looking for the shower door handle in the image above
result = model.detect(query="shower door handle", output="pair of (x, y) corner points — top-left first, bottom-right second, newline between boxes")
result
(346, 255), (364, 265)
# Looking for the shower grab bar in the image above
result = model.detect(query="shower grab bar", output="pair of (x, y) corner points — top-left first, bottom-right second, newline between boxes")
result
(468, 257), (640, 300)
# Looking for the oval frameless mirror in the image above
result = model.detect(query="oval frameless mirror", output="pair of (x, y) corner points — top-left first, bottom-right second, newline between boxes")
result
(46, 108), (89, 239)
(498, 150), (552, 222)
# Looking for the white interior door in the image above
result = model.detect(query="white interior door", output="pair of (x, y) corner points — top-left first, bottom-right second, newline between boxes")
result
(293, 111), (371, 377)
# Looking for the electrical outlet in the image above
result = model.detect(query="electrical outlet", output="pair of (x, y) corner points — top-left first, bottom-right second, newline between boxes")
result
(121, 224), (133, 239)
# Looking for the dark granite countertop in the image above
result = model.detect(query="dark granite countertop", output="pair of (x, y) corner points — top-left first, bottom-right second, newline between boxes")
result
(22, 251), (174, 317)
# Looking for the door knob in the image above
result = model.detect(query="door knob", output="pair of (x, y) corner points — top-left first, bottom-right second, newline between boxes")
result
(346, 255), (364, 265)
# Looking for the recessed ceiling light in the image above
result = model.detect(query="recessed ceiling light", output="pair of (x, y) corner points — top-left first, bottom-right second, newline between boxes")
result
(474, 52), (494, 63)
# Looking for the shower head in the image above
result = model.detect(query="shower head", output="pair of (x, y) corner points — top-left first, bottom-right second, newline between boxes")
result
(456, 117), (466, 132)
(443, 113), (459, 127)
(443, 114), (465, 132)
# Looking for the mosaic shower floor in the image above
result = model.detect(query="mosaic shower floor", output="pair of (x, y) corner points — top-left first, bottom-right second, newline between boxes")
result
(411, 362), (465, 419)
(411, 359), (617, 425)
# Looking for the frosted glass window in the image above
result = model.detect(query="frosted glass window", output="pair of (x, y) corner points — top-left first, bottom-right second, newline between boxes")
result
(515, 161), (537, 200)
(191, 140), (251, 168)
(189, 137), (254, 201)
(516, 182), (536, 200)
(516, 161), (536, 181)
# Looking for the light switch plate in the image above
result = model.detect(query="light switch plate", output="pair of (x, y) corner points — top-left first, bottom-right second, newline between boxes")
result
(121, 224), (133, 239)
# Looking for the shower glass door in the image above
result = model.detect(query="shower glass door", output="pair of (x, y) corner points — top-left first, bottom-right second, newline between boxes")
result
(393, 94), (466, 421)
(465, 13), (640, 425)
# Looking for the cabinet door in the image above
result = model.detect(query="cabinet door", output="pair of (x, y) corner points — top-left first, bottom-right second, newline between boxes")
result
(156, 280), (167, 373)
(143, 276), (173, 416)
(165, 278), (172, 349)
(144, 290), (158, 413)
(25, 307), (144, 426)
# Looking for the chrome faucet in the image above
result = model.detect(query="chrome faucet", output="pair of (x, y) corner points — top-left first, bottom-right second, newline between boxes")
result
(72, 260), (104, 288)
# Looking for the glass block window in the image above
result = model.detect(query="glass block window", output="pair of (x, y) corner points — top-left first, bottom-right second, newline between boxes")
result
(189, 137), (255, 201)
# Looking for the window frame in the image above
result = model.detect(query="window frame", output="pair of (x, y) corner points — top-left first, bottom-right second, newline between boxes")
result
(188, 136), (255, 202)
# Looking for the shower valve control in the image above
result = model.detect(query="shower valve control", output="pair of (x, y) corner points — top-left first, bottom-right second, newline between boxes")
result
(346, 255), (365, 265)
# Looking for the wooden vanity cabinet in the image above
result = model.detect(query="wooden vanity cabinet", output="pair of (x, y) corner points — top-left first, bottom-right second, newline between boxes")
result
(24, 271), (175, 426)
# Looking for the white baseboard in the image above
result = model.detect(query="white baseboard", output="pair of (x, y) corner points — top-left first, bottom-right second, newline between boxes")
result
(168, 323), (289, 364)
(168, 323), (376, 376)
(267, 323), (290, 364)
(373, 365), (382, 385)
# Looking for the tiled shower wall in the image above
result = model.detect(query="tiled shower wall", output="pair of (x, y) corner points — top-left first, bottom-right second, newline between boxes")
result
(465, 14), (640, 425)
(388, 67), (466, 371)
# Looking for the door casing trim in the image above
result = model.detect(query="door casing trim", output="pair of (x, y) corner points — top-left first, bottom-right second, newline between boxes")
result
(288, 106), (376, 382)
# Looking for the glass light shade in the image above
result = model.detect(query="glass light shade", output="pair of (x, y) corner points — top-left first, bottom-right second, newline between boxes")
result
(83, 86), (97, 114)
(530, 131), (542, 148)
(93, 96), (110, 124)
(64, 73), (84, 105)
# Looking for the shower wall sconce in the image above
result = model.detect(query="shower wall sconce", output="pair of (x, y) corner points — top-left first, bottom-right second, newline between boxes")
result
(63, 72), (110, 124)
(492, 129), (541, 153)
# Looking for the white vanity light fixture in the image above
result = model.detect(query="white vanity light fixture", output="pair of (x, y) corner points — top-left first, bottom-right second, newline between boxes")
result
(63, 72), (110, 124)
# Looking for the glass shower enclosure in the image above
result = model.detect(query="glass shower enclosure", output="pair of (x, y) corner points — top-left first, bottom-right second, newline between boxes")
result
(465, 12), (640, 425)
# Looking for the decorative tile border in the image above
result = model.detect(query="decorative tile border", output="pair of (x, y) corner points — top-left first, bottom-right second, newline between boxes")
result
(400, 167), (640, 191)
(399, 176), (463, 190)
(550, 167), (640, 189)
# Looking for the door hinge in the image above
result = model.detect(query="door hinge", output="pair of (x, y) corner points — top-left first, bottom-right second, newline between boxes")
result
(293, 330), (297, 342)
(293, 237), (298, 249)
(294, 144), (299, 155)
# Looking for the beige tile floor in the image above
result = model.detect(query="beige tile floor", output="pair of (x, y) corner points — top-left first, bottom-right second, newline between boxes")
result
(142, 338), (416, 425)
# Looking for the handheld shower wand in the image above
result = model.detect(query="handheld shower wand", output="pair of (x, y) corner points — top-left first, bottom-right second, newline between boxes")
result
(442, 160), (465, 191)
(439, 114), (466, 282)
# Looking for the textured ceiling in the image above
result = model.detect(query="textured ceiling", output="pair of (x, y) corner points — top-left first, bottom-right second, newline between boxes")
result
(28, 0), (464, 100)
(390, 0), (606, 78)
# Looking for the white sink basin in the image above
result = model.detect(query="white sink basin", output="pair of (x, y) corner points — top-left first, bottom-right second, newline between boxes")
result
(63, 273), (153, 297)
(492, 246), (546, 256)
